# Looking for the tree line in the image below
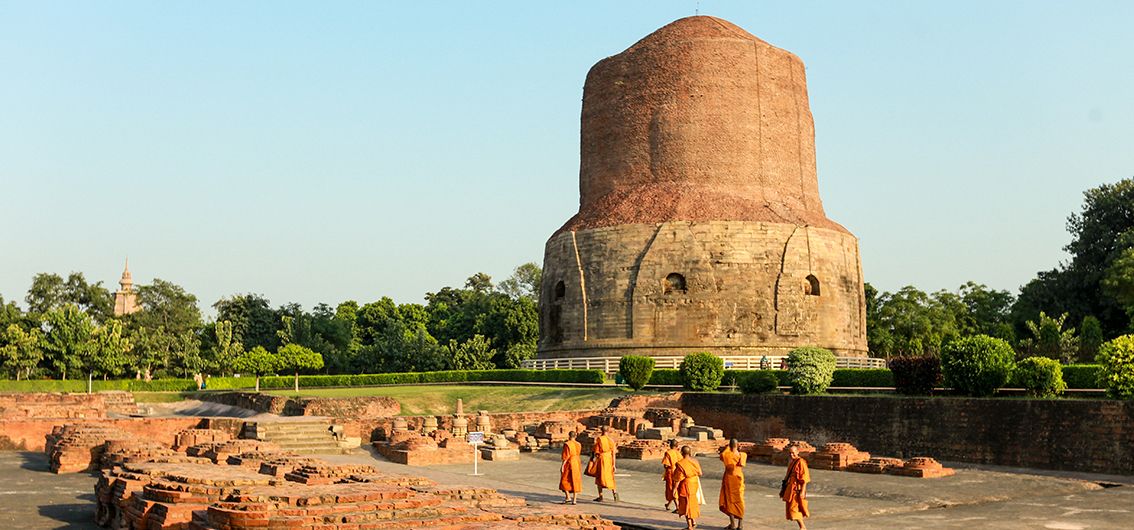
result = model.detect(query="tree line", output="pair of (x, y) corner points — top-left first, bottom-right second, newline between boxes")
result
(868, 176), (1134, 362)
(0, 263), (541, 381)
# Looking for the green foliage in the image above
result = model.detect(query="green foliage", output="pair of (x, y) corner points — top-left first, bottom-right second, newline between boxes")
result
(679, 352), (724, 391)
(1013, 356), (1067, 397)
(41, 304), (95, 380)
(1019, 312), (1079, 362)
(1014, 178), (1134, 339)
(0, 324), (43, 380)
(941, 335), (1016, 397)
(1061, 364), (1103, 389)
(867, 282), (1015, 358)
(1096, 335), (1134, 399)
(1079, 316), (1105, 362)
(830, 368), (894, 387)
(25, 272), (113, 324)
(232, 346), (279, 377)
(87, 319), (131, 378)
(276, 344), (324, 372)
(737, 370), (779, 394)
(213, 294), (281, 352)
(447, 335), (496, 370)
(786, 347), (837, 395)
(887, 356), (941, 395)
(497, 262), (542, 301)
(501, 343), (536, 369)
(130, 279), (203, 335)
(618, 355), (655, 390)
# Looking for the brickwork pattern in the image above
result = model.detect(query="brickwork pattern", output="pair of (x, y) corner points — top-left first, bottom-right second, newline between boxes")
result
(539, 16), (867, 360)
(680, 393), (1134, 475)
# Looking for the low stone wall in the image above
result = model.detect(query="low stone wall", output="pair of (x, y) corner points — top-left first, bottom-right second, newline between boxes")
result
(198, 392), (291, 414)
(0, 391), (138, 419)
(354, 410), (602, 442)
(680, 393), (1134, 475)
(0, 417), (231, 452)
(199, 392), (400, 418)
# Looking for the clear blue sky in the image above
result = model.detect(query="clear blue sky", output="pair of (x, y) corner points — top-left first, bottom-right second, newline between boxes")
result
(2, 1), (1132, 314)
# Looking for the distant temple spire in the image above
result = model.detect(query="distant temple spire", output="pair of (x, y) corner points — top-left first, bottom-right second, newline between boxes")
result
(113, 258), (138, 316)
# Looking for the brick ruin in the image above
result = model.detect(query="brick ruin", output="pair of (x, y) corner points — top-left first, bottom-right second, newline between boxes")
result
(746, 437), (954, 478)
(75, 426), (619, 529)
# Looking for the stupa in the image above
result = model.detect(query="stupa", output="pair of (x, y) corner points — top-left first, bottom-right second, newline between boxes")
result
(538, 16), (868, 359)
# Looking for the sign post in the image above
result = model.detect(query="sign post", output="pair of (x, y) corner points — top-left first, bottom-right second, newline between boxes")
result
(467, 431), (484, 476)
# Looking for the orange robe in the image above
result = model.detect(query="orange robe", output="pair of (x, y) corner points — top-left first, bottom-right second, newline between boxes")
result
(672, 457), (702, 520)
(719, 447), (746, 518)
(593, 435), (616, 489)
(559, 439), (582, 493)
(661, 448), (682, 503)
(782, 456), (810, 521)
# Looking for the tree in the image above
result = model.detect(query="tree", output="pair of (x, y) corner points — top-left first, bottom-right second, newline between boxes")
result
(1101, 236), (1134, 329)
(275, 343), (324, 393)
(0, 324), (43, 380)
(232, 346), (278, 392)
(1080, 315), (1105, 362)
(867, 286), (958, 357)
(1019, 312), (1079, 362)
(208, 320), (243, 375)
(498, 263), (542, 301)
(446, 335), (495, 370)
(465, 272), (493, 294)
(129, 326), (202, 379)
(1014, 177), (1134, 338)
(131, 279), (203, 335)
(25, 272), (113, 323)
(87, 319), (131, 380)
(213, 294), (280, 352)
(41, 304), (96, 380)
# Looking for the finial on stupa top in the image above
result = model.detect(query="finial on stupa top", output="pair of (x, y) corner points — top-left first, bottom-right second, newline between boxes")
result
(119, 257), (133, 288)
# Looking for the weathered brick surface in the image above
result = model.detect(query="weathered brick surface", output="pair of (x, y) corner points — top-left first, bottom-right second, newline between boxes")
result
(681, 393), (1134, 475)
(539, 16), (867, 360)
(0, 391), (137, 419)
(2, 417), (208, 452)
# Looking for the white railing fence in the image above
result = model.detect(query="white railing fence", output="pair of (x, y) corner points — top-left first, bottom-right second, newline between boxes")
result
(522, 355), (886, 374)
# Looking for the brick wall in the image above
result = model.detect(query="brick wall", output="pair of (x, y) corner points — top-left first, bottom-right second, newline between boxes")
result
(0, 417), (214, 452)
(680, 393), (1134, 475)
(0, 391), (137, 419)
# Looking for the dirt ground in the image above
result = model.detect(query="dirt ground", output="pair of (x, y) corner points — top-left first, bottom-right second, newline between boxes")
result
(6, 448), (1132, 530)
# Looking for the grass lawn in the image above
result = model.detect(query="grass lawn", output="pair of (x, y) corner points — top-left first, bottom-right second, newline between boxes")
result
(133, 391), (196, 403)
(264, 385), (642, 415)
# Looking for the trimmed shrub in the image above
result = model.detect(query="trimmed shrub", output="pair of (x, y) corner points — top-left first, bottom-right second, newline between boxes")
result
(1061, 364), (1103, 389)
(941, 335), (1015, 397)
(830, 368), (893, 388)
(888, 356), (942, 395)
(679, 353), (725, 391)
(618, 356), (656, 390)
(647, 369), (682, 386)
(786, 347), (837, 395)
(1014, 357), (1067, 398)
(1096, 335), (1134, 399)
(737, 370), (780, 394)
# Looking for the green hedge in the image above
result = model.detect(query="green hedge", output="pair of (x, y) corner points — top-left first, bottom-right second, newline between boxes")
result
(831, 369), (894, 387)
(0, 369), (605, 393)
(649, 368), (889, 388)
(1060, 365), (1102, 389)
(0, 378), (199, 393)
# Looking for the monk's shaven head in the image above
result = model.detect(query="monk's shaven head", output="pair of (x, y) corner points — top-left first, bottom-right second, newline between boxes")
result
(729, 438), (738, 449)
(568, 431), (576, 440)
(668, 439), (678, 448)
(681, 445), (693, 457)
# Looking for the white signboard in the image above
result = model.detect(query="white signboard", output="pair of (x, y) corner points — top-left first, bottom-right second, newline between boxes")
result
(467, 431), (485, 445)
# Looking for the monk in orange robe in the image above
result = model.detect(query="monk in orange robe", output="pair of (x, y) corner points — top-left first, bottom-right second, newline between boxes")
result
(781, 444), (810, 529)
(671, 445), (702, 530)
(719, 438), (746, 529)
(661, 439), (682, 512)
(592, 425), (619, 502)
(559, 431), (582, 504)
